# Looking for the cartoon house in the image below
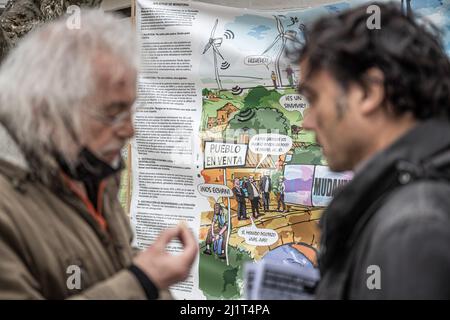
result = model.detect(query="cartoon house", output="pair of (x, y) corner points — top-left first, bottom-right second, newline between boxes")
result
(206, 102), (239, 128)
(216, 103), (239, 125)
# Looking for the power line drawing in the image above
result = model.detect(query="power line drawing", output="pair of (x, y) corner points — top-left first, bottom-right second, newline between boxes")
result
(262, 15), (303, 88)
(202, 19), (229, 91)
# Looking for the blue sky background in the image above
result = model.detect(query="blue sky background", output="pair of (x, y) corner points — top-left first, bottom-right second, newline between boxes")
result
(411, 0), (450, 53)
(200, 0), (383, 88)
(199, 0), (450, 89)
(223, 0), (450, 55)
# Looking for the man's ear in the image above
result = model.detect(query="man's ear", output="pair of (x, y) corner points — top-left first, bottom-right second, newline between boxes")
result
(359, 68), (385, 115)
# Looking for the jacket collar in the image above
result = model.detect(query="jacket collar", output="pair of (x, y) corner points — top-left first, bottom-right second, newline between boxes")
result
(320, 118), (450, 271)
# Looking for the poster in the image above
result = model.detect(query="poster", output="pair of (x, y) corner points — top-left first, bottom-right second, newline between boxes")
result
(411, 0), (450, 54)
(130, 0), (450, 299)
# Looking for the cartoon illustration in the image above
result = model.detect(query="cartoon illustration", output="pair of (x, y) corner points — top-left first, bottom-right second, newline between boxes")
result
(196, 0), (439, 298)
(232, 178), (247, 220)
(259, 171), (272, 212)
(271, 71), (277, 89)
(276, 176), (287, 212)
(245, 175), (261, 218)
(285, 64), (295, 88)
(204, 203), (228, 259)
(262, 15), (303, 88)
(202, 19), (228, 90)
(131, 0), (450, 301)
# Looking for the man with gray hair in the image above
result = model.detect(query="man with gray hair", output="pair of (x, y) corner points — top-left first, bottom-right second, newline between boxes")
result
(0, 10), (197, 299)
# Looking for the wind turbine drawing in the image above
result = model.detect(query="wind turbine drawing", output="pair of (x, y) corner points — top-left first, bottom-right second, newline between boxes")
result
(262, 16), (303, 88)
(202, 19), (227, 91)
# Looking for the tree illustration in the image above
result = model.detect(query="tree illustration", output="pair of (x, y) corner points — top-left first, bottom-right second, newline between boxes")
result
(243, 86), (273, 109)
(226, 107), (290, 136)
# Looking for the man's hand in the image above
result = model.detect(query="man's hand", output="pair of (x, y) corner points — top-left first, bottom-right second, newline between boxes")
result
(133, 223), (198, 290)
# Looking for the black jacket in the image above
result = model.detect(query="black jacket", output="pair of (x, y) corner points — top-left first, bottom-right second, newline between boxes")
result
(232, 186), (246, 203)
(316, 119), (450, 299)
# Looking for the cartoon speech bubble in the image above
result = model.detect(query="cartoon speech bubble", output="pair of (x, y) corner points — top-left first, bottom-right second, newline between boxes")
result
(279, 94), (308, 115)
(244, 55), (271, 70)
(238, 220), (279, 246)
(249, 133), (293, 170)
(197, 183), (233, 202)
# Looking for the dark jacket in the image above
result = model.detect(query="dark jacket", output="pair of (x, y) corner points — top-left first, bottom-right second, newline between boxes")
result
(232, 186), (246, 203)
(316, 119), (450, 299)
(244, 181), (260, 200)
(0, 124), (172, 299)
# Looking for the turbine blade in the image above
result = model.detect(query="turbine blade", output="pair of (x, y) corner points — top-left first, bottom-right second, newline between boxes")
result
(262, 34), (281, 54)
(202, 42), (212, 54)
(275, 16), (284, 34)
(211, 19), (218, 38)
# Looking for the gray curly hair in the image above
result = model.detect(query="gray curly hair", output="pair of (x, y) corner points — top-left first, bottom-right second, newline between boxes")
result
(0, 9), (138, 184)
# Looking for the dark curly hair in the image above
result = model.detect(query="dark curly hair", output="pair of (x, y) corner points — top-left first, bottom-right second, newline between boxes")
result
(295, 2), (450, 120)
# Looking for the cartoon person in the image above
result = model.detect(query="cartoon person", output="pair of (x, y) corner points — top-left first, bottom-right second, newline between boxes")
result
(259, 170), (272, 212)
(232, 178), (247, 220)
(275, 156), (285, 172)
(241, 176), (249, 197)
(271, 71), (278, 89)
(244, 175), (261, 218)
(277, 176), (287, 212)
(204, 203), (228, 259)
(285, 65), (295, 88)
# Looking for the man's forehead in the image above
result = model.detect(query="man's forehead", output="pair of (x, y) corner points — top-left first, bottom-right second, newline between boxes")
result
(93, 51), (136, 85)
(298, 61), (335, 92)
(90, 52), (137, 106)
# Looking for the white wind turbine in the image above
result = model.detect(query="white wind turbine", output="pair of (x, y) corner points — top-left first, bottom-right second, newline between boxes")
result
(262, 15), (303, 88)
(202, 19), (226, 91)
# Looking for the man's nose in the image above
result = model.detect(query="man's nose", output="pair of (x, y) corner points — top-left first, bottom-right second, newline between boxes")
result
(116, 119), (135, 139)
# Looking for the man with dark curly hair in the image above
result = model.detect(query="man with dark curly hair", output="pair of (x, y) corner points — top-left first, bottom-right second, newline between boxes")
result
(296, 2), (450, 299)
